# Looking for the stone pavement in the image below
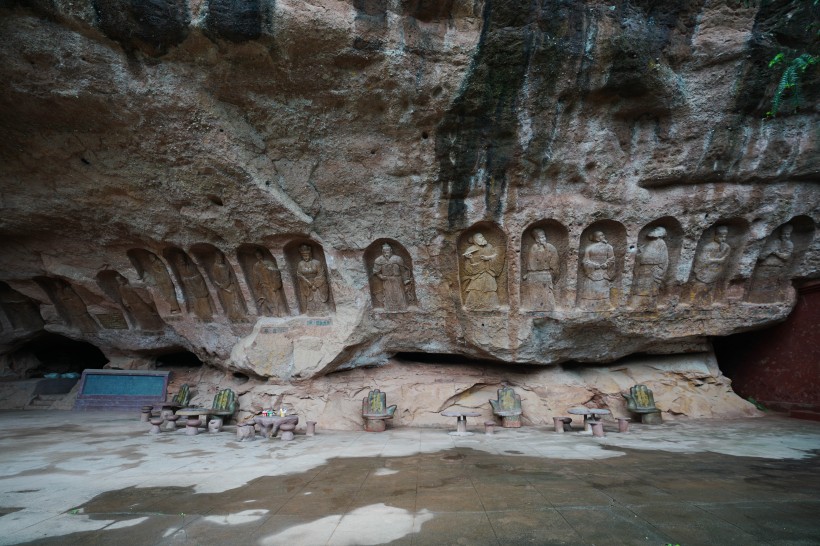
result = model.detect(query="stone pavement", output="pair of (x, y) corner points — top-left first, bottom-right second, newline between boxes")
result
(0, 411), (819, 545)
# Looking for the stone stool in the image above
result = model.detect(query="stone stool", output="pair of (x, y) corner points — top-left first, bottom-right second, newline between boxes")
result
(140, 406), (153, 422)
(306, 421), (316, 437)
(165, 414), (180, 431)
(208, 418), (223, 433)
(553, 417), (572, 433)
(590, 421), (605, 438)
(617, 417), (631, 433)
(148, 417), (164, 434)
(186, 418), (201, 436)
(484, 421), (495, 435)
(279, 422), (295, 441)
(236, 423), (255, 441)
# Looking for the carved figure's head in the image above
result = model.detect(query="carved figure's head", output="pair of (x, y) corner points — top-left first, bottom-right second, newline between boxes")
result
(533, 229), (547, 244)
(648, 227), (667, 239)
(255, 249), (264, 260)
(781, 224), (794, 239)
(381, 243), (393, 258)
(590, 231), (607, 244)
(299, 244), (313, 261)
(471, 233), (487, 246)
(715, 226), (729, 242)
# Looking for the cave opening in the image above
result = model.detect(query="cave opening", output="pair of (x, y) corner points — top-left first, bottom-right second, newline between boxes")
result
(155, 350), (204, 368)
(393, 352), (508, 367)
(10, 333), (108, 378)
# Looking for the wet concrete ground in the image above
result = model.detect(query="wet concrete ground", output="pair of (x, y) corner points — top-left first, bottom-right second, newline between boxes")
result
(0, 411), (819, 545)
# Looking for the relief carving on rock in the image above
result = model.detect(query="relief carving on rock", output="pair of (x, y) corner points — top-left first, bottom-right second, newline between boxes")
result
(520, 222), (567, 311)
(457, 224), (507, 310)
(96, 271), (164, 331)
(238, 245), (289, 317)
(747, 216), (816, 303)
(576, 221), (626, 311)
(164, 248), (215, 321)
(366, 239), (416, 312)
(191, 245), (248, 322)
(628, 217), (683, 309)
(285, 240), (334, 315)
(0, 282), (44, 332)
(127, 249), (182, 314)
(686, 221), (748, 306)
(35, 277), (99, 332)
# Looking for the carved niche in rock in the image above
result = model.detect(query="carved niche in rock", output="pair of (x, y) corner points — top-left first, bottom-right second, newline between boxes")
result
(285, 239), (334, 315)
(190, 245), (248, 322)
(686, 220), (748, 306)
(163, 247), (215, 321)
(365, 239), (416, 312)
(34, 277), (98, 332)
(127, 249), (182, 314)
(576, 221), (626, 311)
(96, 271), (164, 331)
(457, 223), (508, 310)
(628, 217), (683, 309)
(520, 221), (567, 311)
(237, 244), (289, 317)
(747, 216), (816, 303)
(0, 282), (44, 332)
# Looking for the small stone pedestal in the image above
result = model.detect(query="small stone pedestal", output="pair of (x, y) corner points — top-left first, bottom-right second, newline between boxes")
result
(306, 421), (316, 436)
(362, 414), (389, 433)
(208, 418), (223, 433)
(165, 414), (180, 431)
(186, 418), (201, 436)
(140, 406), (153, 422)
(590, 422), (605, 438)
(279, 422), (295, 441)
(237, 423), (255, 441)
(617, 418), (631, 433)
(484, 421), (495, 435)
(553, 417), (571, 433)
(148, 417), (164, 434)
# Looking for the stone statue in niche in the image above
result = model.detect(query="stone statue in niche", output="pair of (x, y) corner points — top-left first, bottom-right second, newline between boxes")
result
(462, 232), (504, 310)
(372, 243), (414, 311)
(251, 250), (288, 317)
(55, 281), (98, 332)
(748, 225), (794, 303)
(296, 244), (331, 315)
(210, 253), (246, 321)
(579, 231), (615, 310)
(178, 257), (213, 320)
(629, 227), (669, 309)
(115, 275), (164, 330)
(690, 226), (731, 306)
(0, 284), (43, 331)
(140, 253), (181, 314)
(522, 228), (559, 311)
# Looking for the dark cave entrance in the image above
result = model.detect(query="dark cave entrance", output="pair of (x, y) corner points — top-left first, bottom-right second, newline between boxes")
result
(10, 333), (108, 378)
(155, 350), (204, 369)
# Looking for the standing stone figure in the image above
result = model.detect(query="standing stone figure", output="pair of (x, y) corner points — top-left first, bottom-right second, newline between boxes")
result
(629, 227), (669, 309)
(178, 258), (213, 320)
(579, 231), (615, 310)
(296, 244), (331, 315)
(372, 243), (413, 311)
(141, 253), (181, 314)
(462, 232), (504, 310)
(115, 275), (164, 330)
(748, 225), (794, 303)
(210, 253), (246, 321)
(690, 226), (731, 306)
(522, 229), (559, 311)
(251, 250), (288, 317)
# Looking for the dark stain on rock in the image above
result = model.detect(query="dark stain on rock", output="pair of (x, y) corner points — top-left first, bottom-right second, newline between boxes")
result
(401, 0), (455, 22)
(92, 0), (190, 57)
(205, 0), (264, 43)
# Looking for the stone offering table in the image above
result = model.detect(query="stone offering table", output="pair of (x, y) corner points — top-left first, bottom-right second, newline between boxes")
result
(567, 408), (611, 433)
(253, 415), (298, 439)
(441, 411), (481, 436)
(175, 407), (210, 424)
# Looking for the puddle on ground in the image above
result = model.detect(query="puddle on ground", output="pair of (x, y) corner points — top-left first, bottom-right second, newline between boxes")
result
(12, 447), (820, 545)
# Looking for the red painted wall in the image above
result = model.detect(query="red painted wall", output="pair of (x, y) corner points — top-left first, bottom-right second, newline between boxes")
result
(715, 281), (820, 412)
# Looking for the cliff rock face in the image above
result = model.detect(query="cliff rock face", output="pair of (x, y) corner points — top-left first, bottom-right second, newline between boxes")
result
(0, 0), (817, 420)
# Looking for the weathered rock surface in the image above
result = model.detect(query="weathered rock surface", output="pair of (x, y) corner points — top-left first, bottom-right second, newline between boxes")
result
(0, 1), (817, 421)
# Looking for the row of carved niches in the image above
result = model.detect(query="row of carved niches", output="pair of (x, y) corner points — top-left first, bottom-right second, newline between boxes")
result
(461, 216), (815, 311)
(127, 240), (336, 322)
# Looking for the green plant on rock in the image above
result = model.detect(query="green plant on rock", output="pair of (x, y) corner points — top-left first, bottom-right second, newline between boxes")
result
(767, 52), (818, 117)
